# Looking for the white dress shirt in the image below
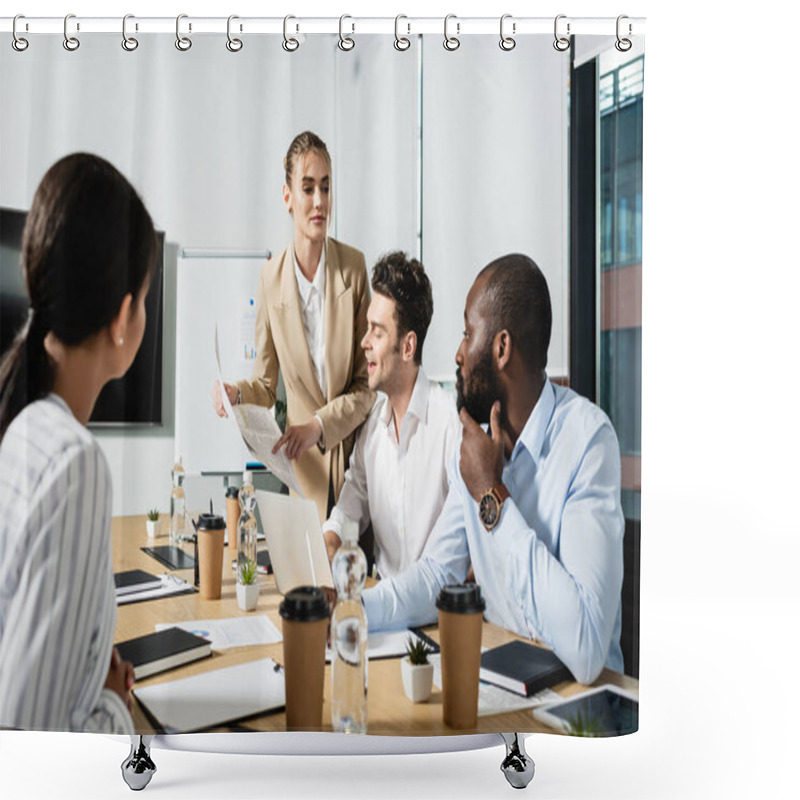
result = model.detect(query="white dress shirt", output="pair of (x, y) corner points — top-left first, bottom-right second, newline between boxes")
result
(0, 395), (133, 732)
(324, 369), (460, 579)
(293, 244), (327, 401)
(362, 379), (625, 685)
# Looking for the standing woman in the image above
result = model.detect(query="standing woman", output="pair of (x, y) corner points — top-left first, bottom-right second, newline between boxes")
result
(213, 132), (374, 524)
(0, 153), (157, 732)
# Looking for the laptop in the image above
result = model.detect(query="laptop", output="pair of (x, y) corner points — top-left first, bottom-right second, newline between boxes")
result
(254, 491), (334, 594)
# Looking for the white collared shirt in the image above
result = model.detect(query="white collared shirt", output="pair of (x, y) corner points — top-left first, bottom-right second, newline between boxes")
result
(293, 244), (327, 400)
(323, 369), (460, 579)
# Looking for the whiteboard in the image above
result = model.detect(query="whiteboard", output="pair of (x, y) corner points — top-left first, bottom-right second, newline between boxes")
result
(175, 252), (269, 474)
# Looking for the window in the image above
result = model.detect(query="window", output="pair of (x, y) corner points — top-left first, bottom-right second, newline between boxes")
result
(599, 55), (643, 521)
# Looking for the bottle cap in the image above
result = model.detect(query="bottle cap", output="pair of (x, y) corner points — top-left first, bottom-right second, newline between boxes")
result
(225, 486), (239, 499)
(341, 519), (359, 544)
(279, 585), (330, 622)
(243, 470), (253, 485)
(435, 583), (486, 614)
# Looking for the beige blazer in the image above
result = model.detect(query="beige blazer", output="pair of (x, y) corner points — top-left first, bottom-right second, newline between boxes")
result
(237, 237), (375, 524)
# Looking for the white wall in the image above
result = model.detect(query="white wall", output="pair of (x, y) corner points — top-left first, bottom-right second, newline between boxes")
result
(1, 31), (567, 515)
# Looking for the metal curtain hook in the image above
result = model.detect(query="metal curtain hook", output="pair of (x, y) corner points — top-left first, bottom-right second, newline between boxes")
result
(443, 14), (460, 51)
(394, 14), (410, 51)
(339, 15), (355, 51)
(176, 14), (192, 51)
(553, 14), (570, 51)
(615, 15), (632, 52)
(283, 15), (299, 52)
(63, 13), (79, 51)
(499, 14), (516, 51)
(12, 15), (29, 52)
(226, 15), (243, 52)
(122, 14), (138, 51)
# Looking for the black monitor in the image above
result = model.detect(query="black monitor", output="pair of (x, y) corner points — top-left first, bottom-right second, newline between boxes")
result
(0, 207), (164, 427)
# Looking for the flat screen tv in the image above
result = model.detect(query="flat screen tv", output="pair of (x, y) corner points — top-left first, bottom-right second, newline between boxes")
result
(0, 207), (164, 427)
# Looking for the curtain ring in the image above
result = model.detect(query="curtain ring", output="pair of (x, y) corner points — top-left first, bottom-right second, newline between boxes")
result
(338, 14), (355, 51)
(63, 13), (80, 51)
(226, 15), (243, 52)
(443, 14), (460, 51)
(283, 15), (299, 52)
(122, 14), (138, 51)
(12, 15), (29, 52)
(553, 14), (570, 51)
(615, 15), (632, 52)
(175, 14), (192, 51)
(394, 14), (411, 51)
(499, 14), (516, 51)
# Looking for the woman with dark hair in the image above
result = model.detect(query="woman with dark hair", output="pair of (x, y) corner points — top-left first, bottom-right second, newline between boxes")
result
(212, 131), (374, 524)
(0, 153), (157, 732)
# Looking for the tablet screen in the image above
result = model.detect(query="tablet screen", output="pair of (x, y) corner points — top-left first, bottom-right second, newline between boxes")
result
(546, 689), (638, 736)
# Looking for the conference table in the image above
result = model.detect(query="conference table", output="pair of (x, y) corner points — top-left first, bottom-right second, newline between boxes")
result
(113, 515), (639, 736)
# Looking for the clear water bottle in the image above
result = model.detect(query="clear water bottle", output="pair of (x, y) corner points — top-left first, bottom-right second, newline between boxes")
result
(169, 457), (186, 544)
(331, 519), (368, 734)
(237, 471), (257, 584)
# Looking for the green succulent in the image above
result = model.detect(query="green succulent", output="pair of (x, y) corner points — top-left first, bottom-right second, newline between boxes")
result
(567, 711), (603, 737)
(146, 508), (160, 521)
(405, 636), (433, 666)
(238, 557), (258, 586)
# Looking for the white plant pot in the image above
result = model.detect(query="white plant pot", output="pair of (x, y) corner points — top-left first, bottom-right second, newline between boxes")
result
(145, 519), (162, 539)
(401, 657), (434, 703)
(237, 582), (259, 612)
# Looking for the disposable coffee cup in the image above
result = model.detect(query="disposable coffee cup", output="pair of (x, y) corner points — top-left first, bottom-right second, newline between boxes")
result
(436, 583), (486, 729)
(196, 513), (226, 600)
(279, 586), (330, 730)
(225, 486), (239, 569)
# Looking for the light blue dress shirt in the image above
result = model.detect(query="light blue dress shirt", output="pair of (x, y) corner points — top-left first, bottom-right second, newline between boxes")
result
(362, 379), (625, 685)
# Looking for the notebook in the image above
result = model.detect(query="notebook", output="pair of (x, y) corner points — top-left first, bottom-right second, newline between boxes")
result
(479, 640), (573, 697)
(114, 569), (162, 596)
(116, 627), (212, 680)
(133, 657), (285, 733)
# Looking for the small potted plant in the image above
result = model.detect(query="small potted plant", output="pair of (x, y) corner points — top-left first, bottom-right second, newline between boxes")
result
(145, 508), (162, 539)
(236, 557), (259, 611)
(401, 636), (434, 703)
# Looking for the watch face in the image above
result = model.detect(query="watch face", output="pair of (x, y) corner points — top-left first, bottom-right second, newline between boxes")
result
(479, 493), (500, 528)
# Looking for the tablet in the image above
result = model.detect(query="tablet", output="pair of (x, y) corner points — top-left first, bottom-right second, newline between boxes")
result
(533, 684), (638, 737)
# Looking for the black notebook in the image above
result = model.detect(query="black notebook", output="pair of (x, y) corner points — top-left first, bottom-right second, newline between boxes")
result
(479, 640), (573, 697)
(114, 569), (161, 596)
(117, 627), (212, 681)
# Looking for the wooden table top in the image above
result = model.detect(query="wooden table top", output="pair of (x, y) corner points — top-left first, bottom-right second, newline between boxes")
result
(113, 514), (638, 737)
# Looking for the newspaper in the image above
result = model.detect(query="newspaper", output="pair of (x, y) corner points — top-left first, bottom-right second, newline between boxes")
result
(215, 326), (303, 495)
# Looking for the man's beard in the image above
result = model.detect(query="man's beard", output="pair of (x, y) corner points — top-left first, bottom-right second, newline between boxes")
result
(456, 345), (501, 424)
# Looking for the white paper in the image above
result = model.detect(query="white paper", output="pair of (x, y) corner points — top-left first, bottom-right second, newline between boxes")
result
(429, 652), (561, 717)
(133, 657), (285, 733)
(115, 574), (193, 606)
(325, 629), (428, 663)
(155, 616), (282, 650)
(215, 326), (303, 495)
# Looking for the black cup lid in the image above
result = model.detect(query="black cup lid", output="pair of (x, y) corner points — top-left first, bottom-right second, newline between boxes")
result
(196, 513), (226, 531)
(225, 486), (239, 499)
(279, 586), (330, 622)
(435, 583), (486, 614)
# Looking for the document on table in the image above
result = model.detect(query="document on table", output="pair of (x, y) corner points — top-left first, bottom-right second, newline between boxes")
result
(155, 616), (282, 650)
(325, 628), (433, 663)
(429, 653), (560, 717)
(134, 657), (285, 733)
(215, 326), (303, 495)
(116, 574), (195, 606)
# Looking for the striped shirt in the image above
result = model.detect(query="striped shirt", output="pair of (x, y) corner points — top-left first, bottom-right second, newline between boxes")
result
(0, 394), (132, 733)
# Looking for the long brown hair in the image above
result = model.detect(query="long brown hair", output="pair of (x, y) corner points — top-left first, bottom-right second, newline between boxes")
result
(0, 153), (156, 439)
